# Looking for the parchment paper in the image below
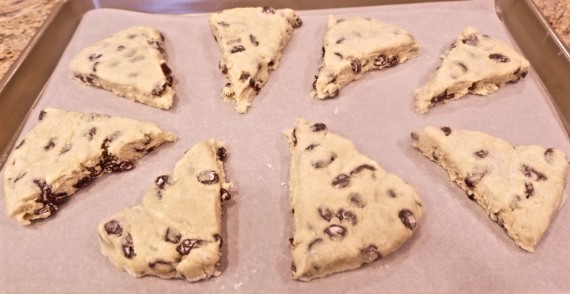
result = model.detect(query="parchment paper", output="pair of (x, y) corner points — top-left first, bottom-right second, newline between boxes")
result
(2, 1), (570, 293)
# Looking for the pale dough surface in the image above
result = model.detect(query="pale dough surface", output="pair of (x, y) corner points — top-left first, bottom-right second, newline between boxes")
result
(311, 15), (419, 99)
(285, 119), (423, 281)
(69, 26), (175, 109)
(209, 7), (302, 113)
(98, 140), (232, 282)
(3, 108), (175, 225)
(414, 27), (530, 114)
(412, 126), (569, 252)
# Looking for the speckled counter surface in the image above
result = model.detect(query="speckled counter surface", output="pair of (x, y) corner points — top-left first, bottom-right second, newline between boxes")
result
(0, 0), (568, 79)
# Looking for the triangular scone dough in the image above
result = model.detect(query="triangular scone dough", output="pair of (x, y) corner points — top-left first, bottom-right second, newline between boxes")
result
(69, 26), (175, 109)
(3, 108), (176, 225)
(412, 126), (569, 252)
(209, 7), (302, 113)
(98, 140), (231, 282)
(414, 27), (530, 114)
(311, 15), (419, 99)
(285, 119), (423, 281)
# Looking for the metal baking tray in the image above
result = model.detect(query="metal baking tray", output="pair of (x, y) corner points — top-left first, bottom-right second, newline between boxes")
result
(1, 0), (570, 293)
(1, 0), (569, 168)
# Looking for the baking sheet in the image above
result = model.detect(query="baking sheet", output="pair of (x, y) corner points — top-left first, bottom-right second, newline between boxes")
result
(2, 0), (570, 292)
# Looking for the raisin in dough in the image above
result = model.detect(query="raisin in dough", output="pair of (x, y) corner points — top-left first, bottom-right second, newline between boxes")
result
(209, 7), (302, 113)
(98, 140), (231, 282)
(2, 108), (175, 225)
(69, 27), (175, 109)
(285, 119), (423, 281)
(412, 126), (569, 252)
(414, 27), (530, 114)
(311, 15), (419, 99)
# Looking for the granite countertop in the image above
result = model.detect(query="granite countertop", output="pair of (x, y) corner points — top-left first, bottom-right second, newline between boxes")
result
(0, 0), (568, 79)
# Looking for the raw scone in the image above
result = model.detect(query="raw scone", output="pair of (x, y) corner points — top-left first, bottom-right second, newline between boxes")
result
(414, 27), (530, 114)
(285, 119), (423, 281)
(98, 140), (231, 282)
(2, 108), (176, 225)
(412, 126), (569, 252)
(311, 15), (419, 99)
(209, 7), (302, 113)
(69, 26), (175, 109)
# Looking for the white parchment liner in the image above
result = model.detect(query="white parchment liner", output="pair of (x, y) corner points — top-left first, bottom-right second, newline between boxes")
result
(2, 1), (570, 292)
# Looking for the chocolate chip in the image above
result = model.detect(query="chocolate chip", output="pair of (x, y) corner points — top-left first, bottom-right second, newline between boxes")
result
(219, 61), (228, 74)
(220, 189), (231, 201)
(13, 172), (26, 183)
(318, 207), (334, 222)
(525, 182), (534, 198)
(462, 34), (479, 46)
(311, 123), (327, 132)
(468, 83), (477, 91)
(160, 63), (173, 85)
(165, 227), (181, 243)
(151, 83), (167, 96)
(489, 53), (510, 63)
(122, 233), (136, 258)
(127, 34), (137, 39)
(262, 6), (275, 14)
(218, 21), (230, 27)
(250, 34), (259, 46)
(216, 146), (228, 161)
(441, 127), (452, 136)
(44, 139), (55, 151)
(155, 175), (169, 190)
(334, 52), (343, 59)
(349, 193), (365, 208)
(350, 164), (376, 177)
(289, 237), (295, 247)
(457, 62), (468, 72)
(214, 234), (223, 249)
(387, 189), (397, 198)
(321, 46), (325, 57)
(336, 18), (345, 23)
(374, 55), (398, 69)
(307, 238), (323, 251)
(15, 139), (25, 149)
(330, 88), (340, 98)
(239, 72), (250, 82)
(332, 174), (351, 189)
(361, 245), (381, 263)
(411, 132), (419, 141)
(268, 60), (274, 67)
(465, 171), (487, 188)
(324, 224), (346, 241)
(104, 220), (123, 236)
(521, 165), (547, 181)
(292, 17), (302, 28)
(399, 209), (416, 230)
(292, 129), (297, 146)
(336, 209), (357, 225)
(430, 90), (455, 104)
(59, 143), (72, 155)
(312, 153), (337, 169)
(116, 45), (125, 51)
(34, 203), (56, 216)
(336, 37), (345, 44)
(176, 239), (202, 255)
(88, 53), (102, 61)
(544, 148), (554, 163)
(39, 110), (46, 120)
(474, 150), (488, 159)
(351, 59), (361, 74)
(230, 45), (245, 53)
(305, 144), (319, 151)
(197, 171), (219, 185)
(92, 61), (99, 72)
